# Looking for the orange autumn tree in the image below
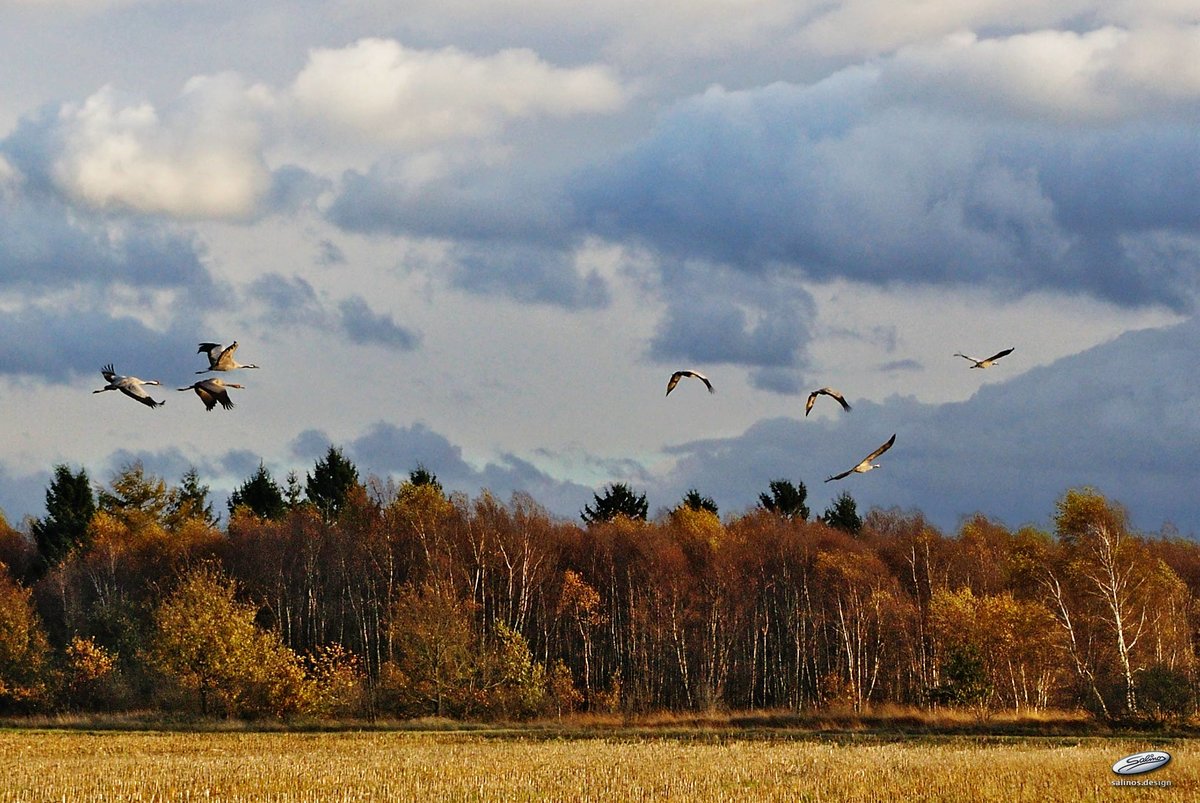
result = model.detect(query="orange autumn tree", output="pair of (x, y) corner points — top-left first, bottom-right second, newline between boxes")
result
(0, 568), (51, 711)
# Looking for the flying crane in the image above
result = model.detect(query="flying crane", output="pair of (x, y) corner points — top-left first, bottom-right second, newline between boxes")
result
(954, 347), (1014, 369)
(805, 387), (851, 416)
(666, 370), (714, 396)
(197, 341), (260, 373)
(178, 378), (244, 411)
(825, 434), (897, 483)
(93, 364), (165, 409)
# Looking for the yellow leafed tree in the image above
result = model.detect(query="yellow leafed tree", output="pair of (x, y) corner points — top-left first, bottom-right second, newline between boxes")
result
(147, 564), (311, 717)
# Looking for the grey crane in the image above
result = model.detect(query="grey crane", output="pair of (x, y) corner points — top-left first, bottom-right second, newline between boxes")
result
(178, 377), (244, 411)
(954, 347), (1014, 369)
(666, 370), (714, 396)
(93, 364), (165, 408)
(805, 387), (851, 417)
(197, 341), (260, 373)
(825, 434), (896, 483)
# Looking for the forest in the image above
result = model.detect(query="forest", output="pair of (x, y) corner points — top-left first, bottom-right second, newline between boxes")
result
(0, 445), (1195, 724)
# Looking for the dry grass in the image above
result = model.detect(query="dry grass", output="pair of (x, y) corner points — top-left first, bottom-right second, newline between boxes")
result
(0, 729), (1193, 801)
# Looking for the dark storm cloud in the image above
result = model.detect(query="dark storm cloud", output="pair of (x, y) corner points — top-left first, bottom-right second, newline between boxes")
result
(650, 295), (808, 368)
(290, 429), (333, 462)
(247, 273), (322, 319)
(572, 75), (1200, 311)
(337, 296), (421, 350)
(0, 189), (215, 295)
(0, 304), (200, 383)
(646, 260), (816, 390)
(218, 449), (266, 481)
(653, 316), (1200, 534)
(328, 165), (570, 244)
(0, 465), (50, 527)
(247, 274), (420, 350)
(264, 165), (331, 216)
(343, 422), (473, 478)
(328, 168), (612, 311)
(747, 367), (805, 395)
(452, 243), (609, 310)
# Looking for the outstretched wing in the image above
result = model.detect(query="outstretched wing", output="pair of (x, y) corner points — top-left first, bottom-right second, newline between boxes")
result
(193, 384), (218, 410)
(953, 352), (978, 363)
(863, 433), (897, 463)
(984, 347), (1014, 363)
(197, 343), (223, 372)
(216, 341), (239, 368)
(822, 387), (851, 412)
(824, 468), (853, 483)
(808, 388), (851, 416)
(117, 379), (164, 409)
(100, 363), (118, 383)
(127, 387), (163, 408)
(193, 379), (237, 410)
(667, 370), (713, 395)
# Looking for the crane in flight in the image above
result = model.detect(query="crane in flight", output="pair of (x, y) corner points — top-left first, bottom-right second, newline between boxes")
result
(666, 370), (714, 396)
(805, 387), (851, 417)
(93, 364), (165, 408)
(954, 347), (1013, 369)
(197, 341), (260, 373)
(825, 434), (896, 482)
(178, 378), (244, 411)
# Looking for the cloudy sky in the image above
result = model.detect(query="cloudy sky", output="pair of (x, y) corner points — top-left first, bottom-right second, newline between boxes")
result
(2, 1), (1198, 534)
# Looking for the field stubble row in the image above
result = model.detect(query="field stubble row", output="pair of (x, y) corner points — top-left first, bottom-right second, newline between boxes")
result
(0, 727), (1193, 801)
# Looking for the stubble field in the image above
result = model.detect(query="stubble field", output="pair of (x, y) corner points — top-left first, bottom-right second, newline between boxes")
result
(0, 727), (1192, 801)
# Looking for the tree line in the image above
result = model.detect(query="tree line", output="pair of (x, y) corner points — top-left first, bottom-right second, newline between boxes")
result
(0, 447), (1195, 722)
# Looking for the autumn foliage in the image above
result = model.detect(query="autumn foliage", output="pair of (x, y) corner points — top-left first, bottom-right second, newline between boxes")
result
(1, 458), (1198, 723)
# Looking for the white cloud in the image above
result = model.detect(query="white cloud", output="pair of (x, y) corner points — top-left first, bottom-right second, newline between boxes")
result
(883, 26), (1200, 121)
(52, 74), (271, 219)
(289, 38), (626, 147)
(345, 1), (819, 66)
(795, 1), (1094, 57)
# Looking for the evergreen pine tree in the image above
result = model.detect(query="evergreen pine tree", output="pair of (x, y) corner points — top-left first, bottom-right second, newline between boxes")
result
(581, 483), (648, 524)
(822, 491), (862, 535)
(680, 488), (718, 516)
(758, 479), (809, 521)
(305, 446), (360, 521)
(228, 462), (287, 520)
(167, 467), (217, 527)
(31, 464), (95, 567)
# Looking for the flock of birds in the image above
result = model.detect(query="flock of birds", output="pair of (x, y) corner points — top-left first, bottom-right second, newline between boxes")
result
(93, 342), (259, 411)
(94, 339), (1013, 496)
(665, 346), (1015, 485)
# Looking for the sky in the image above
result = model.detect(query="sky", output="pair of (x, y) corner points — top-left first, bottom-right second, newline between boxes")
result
(1, 1), (1198, 535)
